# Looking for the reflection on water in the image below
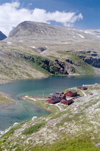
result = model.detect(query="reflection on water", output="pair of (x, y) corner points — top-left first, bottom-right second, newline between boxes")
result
(0, 75), (100, 130)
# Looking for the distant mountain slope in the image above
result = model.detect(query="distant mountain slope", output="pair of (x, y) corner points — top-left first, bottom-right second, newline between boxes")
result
(0, 21), (100, 84)
(0, 31), (7, 40)
(8, 21), (100, 40)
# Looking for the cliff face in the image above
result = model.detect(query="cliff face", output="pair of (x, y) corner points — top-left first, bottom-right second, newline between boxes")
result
(77, 51), (100, 68)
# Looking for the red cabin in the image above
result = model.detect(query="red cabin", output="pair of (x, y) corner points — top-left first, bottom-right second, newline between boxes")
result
(46, 94), (66, 104)
(65, 90), (77, 97)
(46, 91), (65, 104)
(46, 97), (61, 104)
(61, 99), (74, 105)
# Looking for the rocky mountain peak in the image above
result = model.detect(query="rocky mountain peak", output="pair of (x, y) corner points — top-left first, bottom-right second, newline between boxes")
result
(0, 31), (7, 40)
(8, 21), (100, 40)
(8, 21), (57, 38)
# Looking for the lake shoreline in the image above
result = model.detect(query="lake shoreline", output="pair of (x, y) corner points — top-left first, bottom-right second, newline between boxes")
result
(0, 74), (94, 85)
(20, 95), (54, 113)
(0, 76), (100, 131)
(0, 92), (15, 107)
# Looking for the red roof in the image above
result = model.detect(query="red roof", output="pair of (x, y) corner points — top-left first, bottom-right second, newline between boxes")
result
(65, 90), (77, 97)
(46, 97), (61, 104)
(61, 99), (74, 105)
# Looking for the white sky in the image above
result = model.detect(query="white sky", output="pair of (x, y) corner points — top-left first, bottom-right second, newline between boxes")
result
(0, 1), (83, 36)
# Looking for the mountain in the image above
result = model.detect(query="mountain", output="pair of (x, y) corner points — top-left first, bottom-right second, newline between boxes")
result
(0, 31), (7, 40)
(0, 21), (100, 84)
(8, 21), (100, 40)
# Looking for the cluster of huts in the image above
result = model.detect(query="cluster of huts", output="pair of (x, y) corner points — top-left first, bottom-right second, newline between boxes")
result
(46, 86), (87, 106)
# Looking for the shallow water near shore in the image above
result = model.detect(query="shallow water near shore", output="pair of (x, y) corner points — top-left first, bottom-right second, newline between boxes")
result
(0, 75), (100, 130)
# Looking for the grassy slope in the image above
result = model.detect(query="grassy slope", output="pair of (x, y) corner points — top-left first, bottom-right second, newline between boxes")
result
(0, 93), (13, 105)
(1, 84), (100, 150)
(0, 38), (99, 84)
(57, 51), (95, 75)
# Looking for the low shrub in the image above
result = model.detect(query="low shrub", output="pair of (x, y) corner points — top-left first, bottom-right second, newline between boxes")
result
(22, 122), (45, 135)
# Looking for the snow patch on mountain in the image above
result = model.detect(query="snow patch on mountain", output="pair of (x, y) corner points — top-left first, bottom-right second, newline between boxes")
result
(77, 34), (85, 38)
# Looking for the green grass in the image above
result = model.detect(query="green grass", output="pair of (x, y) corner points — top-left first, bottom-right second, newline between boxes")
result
(0, 121), (27, 142)
(31, 134), (100, 151)
(31, 62), (51, 75)
(57, 50), (95, 75)
(77, 89), (85, 96)
(0, 93), (13, 105)
(56, 112), (85, 127)
(23, 97), (60, 113)
(1, 123), (23, 139)
(4, 133), (99, 151)
(22, 122), (45, 135)
(50, 110), (67, 119)
(57, 51), (69, 55)
(70, 54), (95, 75)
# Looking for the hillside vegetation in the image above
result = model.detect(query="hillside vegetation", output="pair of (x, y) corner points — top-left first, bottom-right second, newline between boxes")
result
(1, 84), (100, 150)
(0, 21), (100, 84)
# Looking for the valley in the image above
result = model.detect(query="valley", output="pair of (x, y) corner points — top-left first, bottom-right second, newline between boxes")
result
(0, 21), (100, 150)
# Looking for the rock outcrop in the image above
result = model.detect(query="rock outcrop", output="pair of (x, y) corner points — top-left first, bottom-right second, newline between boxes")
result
(78, 53), (100, 68)
(84, 57), (100, 68)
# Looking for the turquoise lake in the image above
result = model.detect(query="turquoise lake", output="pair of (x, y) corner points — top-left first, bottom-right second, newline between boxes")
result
(0, 75), (100, 130)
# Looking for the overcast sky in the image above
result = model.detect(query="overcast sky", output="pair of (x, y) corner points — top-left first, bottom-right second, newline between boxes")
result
(0, 0), (99, 36)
